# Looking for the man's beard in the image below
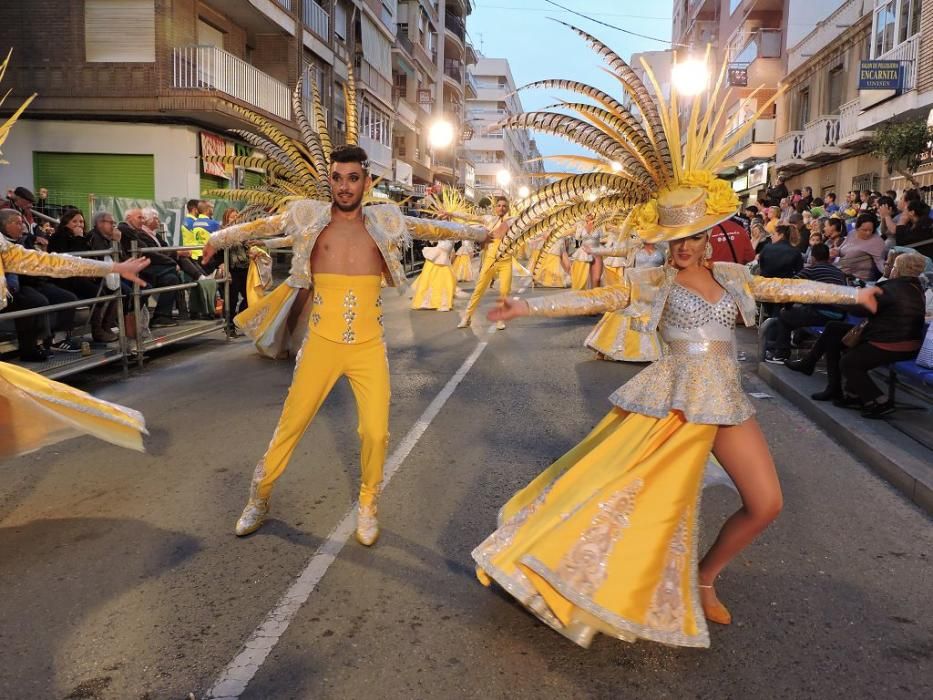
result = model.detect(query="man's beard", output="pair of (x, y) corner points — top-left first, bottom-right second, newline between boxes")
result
(333, 193), (363, 212)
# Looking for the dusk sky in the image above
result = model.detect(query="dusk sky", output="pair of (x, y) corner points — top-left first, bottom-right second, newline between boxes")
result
(467, 0), (675, 162)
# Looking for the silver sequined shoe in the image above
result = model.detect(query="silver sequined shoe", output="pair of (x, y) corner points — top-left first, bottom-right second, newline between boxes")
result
(355, 502), (380, 546)
(456, 314), (471, 328)
(235, 498), (269, 536)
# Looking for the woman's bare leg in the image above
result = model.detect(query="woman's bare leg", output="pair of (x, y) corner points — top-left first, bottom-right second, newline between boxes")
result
(699, 418), (783, 612)
(590, 257), (603, 288)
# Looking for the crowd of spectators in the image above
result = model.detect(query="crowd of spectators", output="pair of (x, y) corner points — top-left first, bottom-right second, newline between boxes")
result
(1, 188), (236, 361)
(739, 178), (933, 418)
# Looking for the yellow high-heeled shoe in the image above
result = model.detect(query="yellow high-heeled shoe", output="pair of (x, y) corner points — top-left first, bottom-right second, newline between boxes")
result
(699, 584), (732, 625)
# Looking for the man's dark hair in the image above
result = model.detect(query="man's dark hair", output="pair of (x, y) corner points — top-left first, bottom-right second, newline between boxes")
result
(745, 205), (759, 215)
(774, 224), (792, 239)
(885, 189), (897, 200)
(810, 243), (830, 262)
(903, 188), (922, 203)
(855, 213), (878, 231)
(877, 195), (895, 209)
(494, 195), (509, 205)
(825, 192), (836, 202)
(907, 199), (931, 218)
(330, 144), (370, 172)
(186, 199), (199, 212)
(812, 197), (824, 206)
(824, 217), (843, 235)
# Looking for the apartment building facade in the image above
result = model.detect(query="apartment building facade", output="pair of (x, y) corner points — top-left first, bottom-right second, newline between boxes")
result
(0, 0), (476, 208)
(774, 0), (933, 195)
(463, 56), (542, 201)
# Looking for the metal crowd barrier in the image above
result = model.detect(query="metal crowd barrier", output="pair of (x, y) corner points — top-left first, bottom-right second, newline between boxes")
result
(0, 242), (232, 380)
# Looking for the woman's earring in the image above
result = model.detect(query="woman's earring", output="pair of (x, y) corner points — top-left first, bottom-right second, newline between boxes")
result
(704, 242), (714, 260)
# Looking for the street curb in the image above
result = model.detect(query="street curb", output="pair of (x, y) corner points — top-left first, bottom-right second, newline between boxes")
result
(757, 362), (933, 516)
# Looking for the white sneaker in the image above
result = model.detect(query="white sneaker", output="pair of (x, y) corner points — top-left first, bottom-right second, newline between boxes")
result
(496, 321), (506, 331)
(355, 503), (380, 546)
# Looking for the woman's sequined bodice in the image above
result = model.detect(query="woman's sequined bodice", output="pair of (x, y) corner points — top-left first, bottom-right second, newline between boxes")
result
(659, 283), (737, 344)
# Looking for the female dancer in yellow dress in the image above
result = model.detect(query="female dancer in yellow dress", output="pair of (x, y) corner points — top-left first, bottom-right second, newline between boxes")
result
(409, 240), (459, 311)
(470, 26), (881, 648)
(452, 240), (476, 282)
(533, 236), (570, 288)
(569, 215), (602, 290)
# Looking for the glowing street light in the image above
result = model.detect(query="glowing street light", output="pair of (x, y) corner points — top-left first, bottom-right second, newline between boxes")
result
(671, 58), (709, 97)
(428, 119), (455, 148)
(496, 169), (512, 187)
(517, 185), (530, 199)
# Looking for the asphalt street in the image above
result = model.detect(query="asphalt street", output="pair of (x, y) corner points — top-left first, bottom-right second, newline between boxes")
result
(1, 277), (931, 700)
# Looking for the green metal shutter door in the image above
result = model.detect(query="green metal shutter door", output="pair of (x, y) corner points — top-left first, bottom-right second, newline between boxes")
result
(242, 170), (264, 188)
(200, 173), (228, 195)
(33, 152), (155, 206)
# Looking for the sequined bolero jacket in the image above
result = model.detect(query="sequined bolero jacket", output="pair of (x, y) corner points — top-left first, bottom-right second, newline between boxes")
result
(0, 236), (113, 311)
(207, 200), (487, 291)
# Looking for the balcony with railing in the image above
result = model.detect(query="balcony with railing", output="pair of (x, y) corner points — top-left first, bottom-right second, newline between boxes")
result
(443, 60), (463, 85)
(787, 0), (862, 74)
(395, 30), (414, 56)
(303, 0), (330, 41)
(802, 115), (844, 160)
(775, 130), (809, 171)
(172, 45), (290, 121)
(356, 57), (393, 105)
(877, 33), (920, 93)
(444, 13), (466, 43)
(838, 98), (873, 146)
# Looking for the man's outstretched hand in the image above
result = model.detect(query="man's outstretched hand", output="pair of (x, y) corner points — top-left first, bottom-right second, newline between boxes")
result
(113, 257), (151, 287)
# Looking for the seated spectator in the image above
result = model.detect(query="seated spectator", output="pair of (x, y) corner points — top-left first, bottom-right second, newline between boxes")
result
(765, 206), (780, 234)
(843, 191), (860, 218)
(893, 199), (933, 258)
(119, 208), (180, 328)
(836, 213), (886, 282)
(824, 217), (845, 259)
(788, 254), (926, 418)
(804, 231), (823, 264)
(779, 197), (794, 222)
(858, 189), (871, 211)
(765, 243), (848, 363)
(759, 224), (803, 278)
(48, 209), (101, 300)
(810, 197), (825, 218)
(1, 186), (37, 234)
(744, 204), (759, 220)
(750, 218), (769, 256)
(0, 209), (83, 356)
(766, 175), (788, 203)
(801, 186), (814, 209)
(824, 192), (840, 214)
(86, 212), (126, 342)
(876, 195), (898, 244)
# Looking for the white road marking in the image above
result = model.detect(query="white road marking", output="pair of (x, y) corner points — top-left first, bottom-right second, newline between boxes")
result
(206, 280), (530, 699)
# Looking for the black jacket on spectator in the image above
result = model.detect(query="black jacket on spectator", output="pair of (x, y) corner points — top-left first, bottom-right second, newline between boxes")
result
(118, 223), (176, 267)
(766, 182), (788, 202)
(88, 228), (118, 252)
(758, 239), (803, 278)
(861, 277), (925, 344)
(894, 216), (933, 258)
(48, 230), (92, 255)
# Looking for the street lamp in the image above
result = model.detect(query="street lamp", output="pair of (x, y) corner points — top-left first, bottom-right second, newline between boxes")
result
(517, 185), (530, 199)
(496, 169), (512, 187)
(428, 119), (455, 148)
(671, 58), (709, 97)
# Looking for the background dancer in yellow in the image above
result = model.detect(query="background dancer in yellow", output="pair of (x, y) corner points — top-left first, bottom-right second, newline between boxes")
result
(457, 195), (514, 331)
(202, 146), (487, 544)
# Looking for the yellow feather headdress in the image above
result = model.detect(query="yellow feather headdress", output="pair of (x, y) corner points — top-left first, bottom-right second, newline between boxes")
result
(496, 24), (783, 259)
(202, 68), (360, 218)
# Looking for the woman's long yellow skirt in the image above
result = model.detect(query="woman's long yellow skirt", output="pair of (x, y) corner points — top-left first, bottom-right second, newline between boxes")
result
(0, 362), (147, 458)
(473, 408), (716, 649)
(534, 252), (569, 288)
(452, 253), (475, 282)
(570, 260), (591, 290)
(602, 265), (623, 287)
(411, 260), (457, 311)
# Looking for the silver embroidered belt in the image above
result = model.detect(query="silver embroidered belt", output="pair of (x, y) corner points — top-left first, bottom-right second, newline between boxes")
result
(665, 339), (735, 356)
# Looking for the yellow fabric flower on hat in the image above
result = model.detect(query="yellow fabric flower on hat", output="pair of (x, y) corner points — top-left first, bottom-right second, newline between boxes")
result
(631, 200), (659, 231)
(680, 170), (715, 189)
(705, 178), (739, 214)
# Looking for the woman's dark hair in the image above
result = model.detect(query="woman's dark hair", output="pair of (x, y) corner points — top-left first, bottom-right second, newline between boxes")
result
(877, 195), (895, 209)
(55, 209), (85, 236)
(907, 199), (931, 218)
(774, 224), (792, 239)
(855, 213), (878, 231)
(810, 243), (830, 262)
(330, 144), (370, 172)
(812, 197), (824, 206)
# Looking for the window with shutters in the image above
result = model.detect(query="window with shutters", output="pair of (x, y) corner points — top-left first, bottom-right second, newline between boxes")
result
(85, 0), (156, 63)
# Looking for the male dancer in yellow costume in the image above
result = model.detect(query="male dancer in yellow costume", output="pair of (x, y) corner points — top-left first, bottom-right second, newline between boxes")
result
(457, 195), (514, 331)
(202, 145), (487, 544)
